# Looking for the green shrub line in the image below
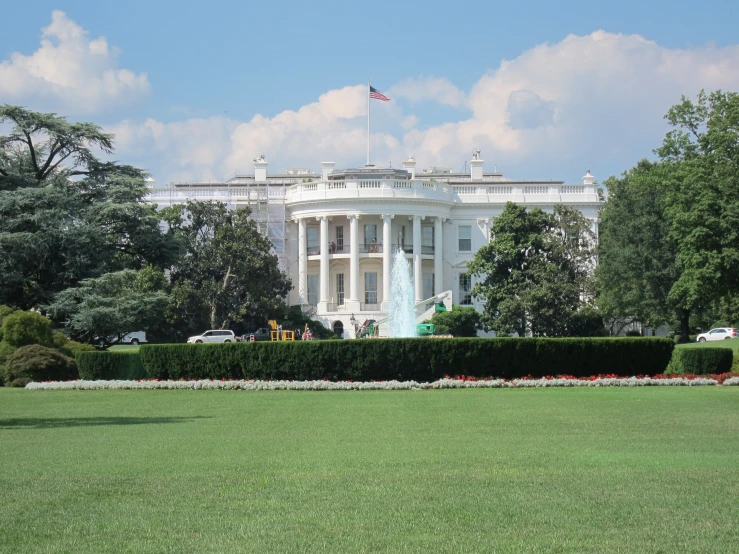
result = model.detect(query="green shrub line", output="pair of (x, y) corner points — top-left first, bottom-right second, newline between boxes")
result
(667, 347), (734, 375)
(76, 351), (147, 380)
(83, 338), (682, 382)
(61, 340), (739, 383)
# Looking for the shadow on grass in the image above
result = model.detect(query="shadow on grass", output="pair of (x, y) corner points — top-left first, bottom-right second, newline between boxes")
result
(0, 416), (211, 430)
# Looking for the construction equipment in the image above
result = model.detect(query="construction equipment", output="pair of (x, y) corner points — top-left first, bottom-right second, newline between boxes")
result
(267, 320), (295, 341)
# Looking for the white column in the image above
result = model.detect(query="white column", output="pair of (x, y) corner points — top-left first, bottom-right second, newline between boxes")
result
(317, 216), (329, 312)
(346, 214), (360, 312)
(297, 218), (307, 304)
(412, 215), (423, 301)
(381, 214), (393, 311)
(434, 217), (443, 297)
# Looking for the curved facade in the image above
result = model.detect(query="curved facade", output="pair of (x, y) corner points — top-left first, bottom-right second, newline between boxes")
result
(147, 154), (602, 338)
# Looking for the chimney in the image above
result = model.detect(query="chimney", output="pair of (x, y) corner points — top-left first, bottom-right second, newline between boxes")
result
(470, 150), (484, 180)
(254, 154), (268, 182)
(582, 170), (595, 185)
(402, 156), (417, 179)
(321, 161), (335, 181)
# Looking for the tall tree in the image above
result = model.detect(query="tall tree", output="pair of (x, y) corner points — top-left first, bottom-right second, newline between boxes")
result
(47, 269), (169, 346)
(162, 201), (291, 333)
(596, 160), (679, 334)
(598, 91), (739, 341)
(657, 90), (739, 340)
(468, 203), (596, 337)
(0, 106), (183, 310)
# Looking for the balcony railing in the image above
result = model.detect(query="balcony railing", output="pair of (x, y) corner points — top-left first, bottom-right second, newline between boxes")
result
(361, 302), (380, 311)
(358, 243), (383, 253)
(307, 246), (320, 255)
(392, 245), (412, 254)
(421, 245), (435, 255)
(329, 244), (349, 254)
(282, 179), (601, 205)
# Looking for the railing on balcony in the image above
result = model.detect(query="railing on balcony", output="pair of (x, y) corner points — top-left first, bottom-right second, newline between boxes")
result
(392, 245), (412, 254)
(358, 243), (383, 254)
(329, 243), (349, 254)
(326, 302), (346, 312)
(421, 245), (435, 255)
(307, 246), (320, 255)
(361, 302), (380, 311)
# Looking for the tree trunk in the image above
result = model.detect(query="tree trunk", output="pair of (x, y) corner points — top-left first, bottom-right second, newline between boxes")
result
(677, 308), (691, 343)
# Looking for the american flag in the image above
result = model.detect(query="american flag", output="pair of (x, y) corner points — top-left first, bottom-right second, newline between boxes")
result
(370, 86), (390, 102)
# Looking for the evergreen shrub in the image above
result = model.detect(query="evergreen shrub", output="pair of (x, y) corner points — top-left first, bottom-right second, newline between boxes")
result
(667, 347), (733, 375)
(76, 352), (147, 380)
(3, 345), (78, 383)
(138, 338), (675, 381)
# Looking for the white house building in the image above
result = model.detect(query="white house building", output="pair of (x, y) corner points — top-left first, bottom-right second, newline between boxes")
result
(147, 152), (602, 338)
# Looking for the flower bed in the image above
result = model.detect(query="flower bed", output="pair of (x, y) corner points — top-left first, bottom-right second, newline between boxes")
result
(25, 374), (739, 390)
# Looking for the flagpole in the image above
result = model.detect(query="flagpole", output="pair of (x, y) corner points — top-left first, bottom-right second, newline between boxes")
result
(367, 79), (371, 166)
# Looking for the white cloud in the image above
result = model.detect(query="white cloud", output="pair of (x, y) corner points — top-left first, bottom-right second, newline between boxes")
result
(109, 31), (739, 183)
(402, 31), (739, 174)
(0, 10), (149, 113)
(389, 77), (467, 108)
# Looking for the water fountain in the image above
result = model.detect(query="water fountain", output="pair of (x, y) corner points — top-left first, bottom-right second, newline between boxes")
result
(387, 249), (417, 338)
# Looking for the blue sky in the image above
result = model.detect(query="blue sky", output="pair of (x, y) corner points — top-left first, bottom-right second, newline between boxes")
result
(1, 1), (738, 184)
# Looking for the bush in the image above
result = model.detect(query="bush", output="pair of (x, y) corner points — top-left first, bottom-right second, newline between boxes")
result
(138, 338), (675, 381)
(667, 347), (734, 375)
(8, 377), (31, 388)
(1, 311), (54, 348)
(76, 352), (147, 380)
(625, 330), (642, 337)
(429, 306), (480, 337)
(3, 344), (78, 384)
(0, 341), (15, 386)
(60, 340), (95, 358)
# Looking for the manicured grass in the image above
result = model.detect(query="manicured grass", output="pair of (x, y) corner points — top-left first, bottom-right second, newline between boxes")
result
(108, 344), (140, 353)
(676, 337), (739, 354)
(1, 388), (738, 553)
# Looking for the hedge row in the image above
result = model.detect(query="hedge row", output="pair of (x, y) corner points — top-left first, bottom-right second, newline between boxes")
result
(133, 338), (675, 381)
(667, 347), (734, 375)
(76, 351), (147, 380)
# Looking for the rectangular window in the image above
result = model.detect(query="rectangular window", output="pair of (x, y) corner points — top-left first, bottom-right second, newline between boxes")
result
(364, 224), (377, 245)
(423, 273), (435, 300)
(307, 274), (319, 305)
(307, 227), (319, 255)
(422, 225), (434, 254)
(459, 273), (472, 305)
(364, 272), (378, 305)
(336, 273), (344, 305)
(459, 225), (472, 252)
(397, 225), (406, 250)
(335, 226), (344, 252)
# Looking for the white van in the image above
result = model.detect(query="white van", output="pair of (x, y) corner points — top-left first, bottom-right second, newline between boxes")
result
(121, 332), (148, 345)
(187, 330), (237, 344)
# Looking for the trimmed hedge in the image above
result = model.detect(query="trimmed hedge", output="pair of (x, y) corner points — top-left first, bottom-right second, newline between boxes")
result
(667, 347), (733, 375)
(137, 338), (675, 381)
(76, 351), (147, 380)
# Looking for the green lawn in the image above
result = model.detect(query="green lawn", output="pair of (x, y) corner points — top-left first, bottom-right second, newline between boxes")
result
(108, 344), (140, 353)
(1, 388), (738, 553)
(676, 337), (739, 354)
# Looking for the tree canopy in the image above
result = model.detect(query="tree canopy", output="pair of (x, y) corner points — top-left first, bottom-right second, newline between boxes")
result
(0, 105), (183, 309)
(162, 201), (292, 334)
(597, 90), (739, 340)
(468, 203), (597, 337)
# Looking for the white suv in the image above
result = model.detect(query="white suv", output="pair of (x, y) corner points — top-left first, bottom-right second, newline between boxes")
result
(696, 328), (738, 342)
(187, 330), (237, 344)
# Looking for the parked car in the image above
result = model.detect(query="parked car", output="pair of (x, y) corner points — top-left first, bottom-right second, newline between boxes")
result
(696, 328), (738, 342)
(244, 327), (272, 341)
(93, 331), (148, 346)
(187, 330), (237, 344)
